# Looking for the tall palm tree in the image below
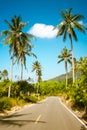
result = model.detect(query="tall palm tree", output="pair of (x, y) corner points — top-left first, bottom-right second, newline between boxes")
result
(17, 44), (37, 80)
(57, 47), (72, 88)
(1, 15), (36, 97)
(55, 8), (86, 83)
(32, 61), (42, 94)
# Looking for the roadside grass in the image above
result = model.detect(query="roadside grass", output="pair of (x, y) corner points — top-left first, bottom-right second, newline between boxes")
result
(0, 95), (45, 116)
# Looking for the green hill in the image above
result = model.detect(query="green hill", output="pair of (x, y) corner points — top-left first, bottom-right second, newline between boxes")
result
(50, 72), (72, 81)
(50, 71), (80, 81)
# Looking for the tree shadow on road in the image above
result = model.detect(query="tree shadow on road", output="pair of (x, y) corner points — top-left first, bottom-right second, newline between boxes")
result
(0, 113), (46, 127)
(0, 112), (30, 119)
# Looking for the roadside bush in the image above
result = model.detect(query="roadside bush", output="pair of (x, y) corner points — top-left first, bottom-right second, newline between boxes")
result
(10, 81), (35, 98)
(66, 79), (86, 108)
(17, 80), (35, 95)
(22, 95), (38, 103)
(29, 95), (38, 103)
(0, 80), (10, 97)
(0, 97), (17, 111)
(16, 98), (25, 106)
(11, 82), (20, 97)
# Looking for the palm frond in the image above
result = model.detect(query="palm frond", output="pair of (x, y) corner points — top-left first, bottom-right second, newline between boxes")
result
(72, 14), (84, 21)
(60, 9), (66, 19)
(68, 59), (72, 64)
(53, 25), (59, 30)
(63, 29), (67, 41)
(5, 20), (14, 30)
(57, 55), (63, 58)
(27, 33), (36, 40)
(57, 59), (64, 63)
(57, 25), (65, 37)
(70, 27), (78, 41)
(73, 21), (86, 33)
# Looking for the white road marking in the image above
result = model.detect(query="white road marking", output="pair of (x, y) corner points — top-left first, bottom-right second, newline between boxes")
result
(35, 114), (42, 124)
(59, 98), (87, 128)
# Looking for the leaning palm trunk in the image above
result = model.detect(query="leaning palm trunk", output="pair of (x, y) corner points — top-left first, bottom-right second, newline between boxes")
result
(8, 59), (13, 97)
(70, 35), (75, 83)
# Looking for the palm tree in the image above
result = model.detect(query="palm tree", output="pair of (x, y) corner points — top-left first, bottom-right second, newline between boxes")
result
(55, 8), (86, 83)
(32, 61), (42, 94)
(0, 70), (8, 80)
(17, 44), (37, 80)
(1, 15), (36, 97)
(1, 69), (8, 80)
(57, 47), (72, 88)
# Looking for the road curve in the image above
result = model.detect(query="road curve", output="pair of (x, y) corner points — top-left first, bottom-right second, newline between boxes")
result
(0, 96), (86, 130)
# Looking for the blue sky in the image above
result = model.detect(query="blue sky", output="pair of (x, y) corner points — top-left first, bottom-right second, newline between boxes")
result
(0, 0), (87, 82)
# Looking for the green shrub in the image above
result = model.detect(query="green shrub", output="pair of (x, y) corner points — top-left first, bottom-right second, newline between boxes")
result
(16, 98), (25, 106)
(0, 97), (17, 111)
(29, 95), (38, 103)
(23, 95), (38, 103)
(0, 80), (10, 97)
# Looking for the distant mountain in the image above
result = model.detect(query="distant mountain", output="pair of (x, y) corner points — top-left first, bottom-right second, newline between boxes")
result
(50, 72), (71, 81)
(50, 71), (80, 81)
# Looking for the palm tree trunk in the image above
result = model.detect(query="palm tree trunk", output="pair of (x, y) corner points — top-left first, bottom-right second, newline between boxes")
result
(20, 62), (23, 80)
(69, 35), (75, 83)
(36, 82), (40, 100)
(85, 105), (87, 115)
(72, 52), (75, 83)
(65, 62), (68, 89)
(8, 59), (13, 97)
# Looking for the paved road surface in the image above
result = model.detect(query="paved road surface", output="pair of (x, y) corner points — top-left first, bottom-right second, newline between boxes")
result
(0, 97), (86, 130)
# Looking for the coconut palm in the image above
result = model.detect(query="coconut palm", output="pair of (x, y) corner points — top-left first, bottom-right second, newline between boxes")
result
(32, 61), (42, 94)
(17, 44), (37, 80)
(55, 8), (86, 83)
(57, 47), (72, 88)
(1, 69), (8, 80)
(1, 15), (36, 97)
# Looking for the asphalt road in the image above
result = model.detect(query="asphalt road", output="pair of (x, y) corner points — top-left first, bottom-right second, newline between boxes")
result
(0, 96), (86, 130)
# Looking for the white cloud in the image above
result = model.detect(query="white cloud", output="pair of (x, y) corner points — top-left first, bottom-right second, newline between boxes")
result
(79, 20), (84, 25)
(78, 20), (87, 26)
(29, 23), (58, 38)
